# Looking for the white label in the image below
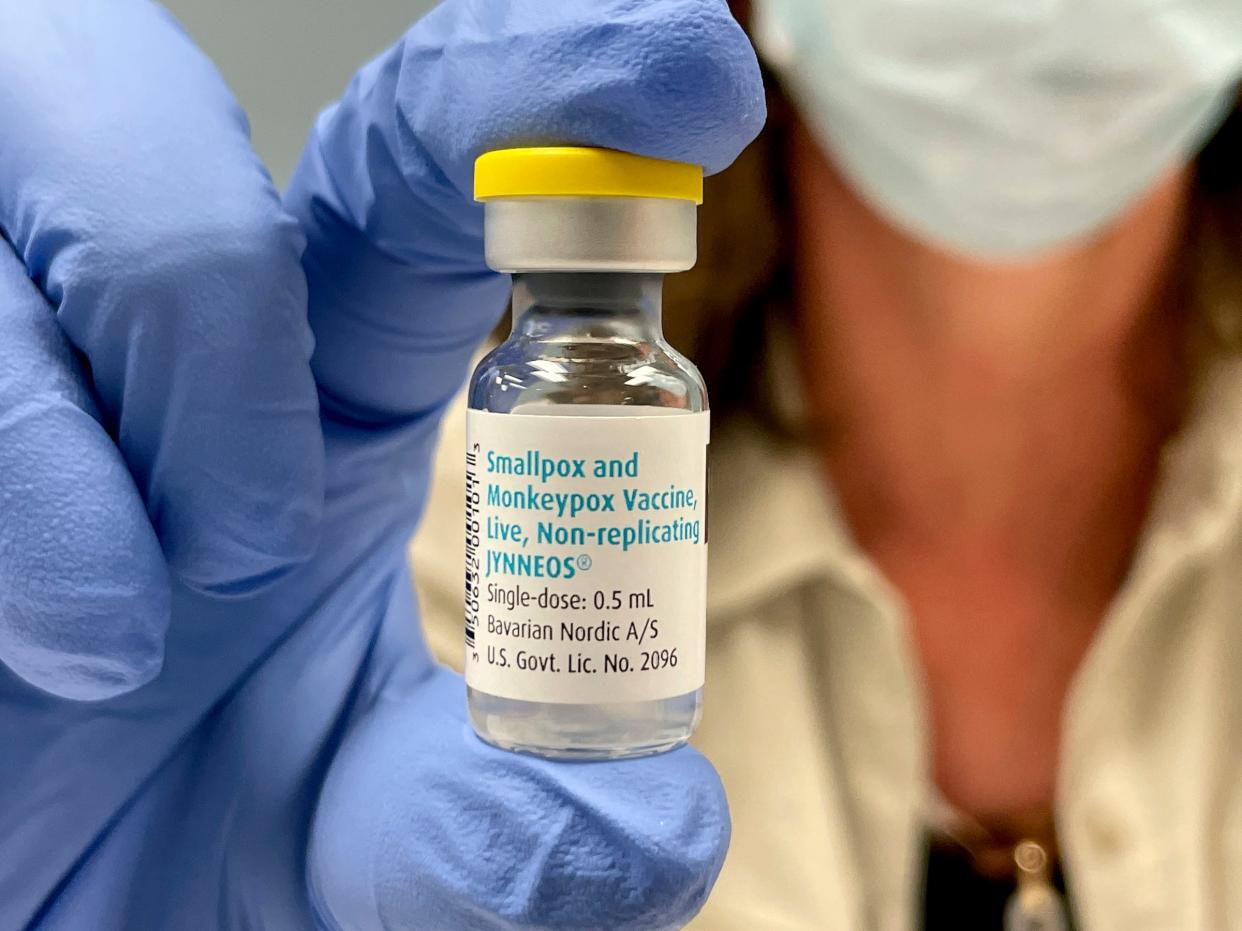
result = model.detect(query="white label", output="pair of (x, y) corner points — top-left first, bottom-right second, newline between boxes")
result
(464, 406), (708, 704)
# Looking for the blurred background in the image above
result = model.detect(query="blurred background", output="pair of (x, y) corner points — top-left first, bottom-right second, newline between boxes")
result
(163, 0), (436, 187)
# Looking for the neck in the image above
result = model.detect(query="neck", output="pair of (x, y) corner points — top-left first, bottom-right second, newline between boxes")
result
(788, 121), (1192, 551)
(787, 123), (1197, 821)
(510, 272), (664, 340)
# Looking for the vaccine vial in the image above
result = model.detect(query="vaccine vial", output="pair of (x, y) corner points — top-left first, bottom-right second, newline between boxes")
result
(464, 147), (709, 759)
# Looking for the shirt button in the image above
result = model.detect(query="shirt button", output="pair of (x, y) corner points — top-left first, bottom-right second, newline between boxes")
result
(1084, 807), (1128, 858)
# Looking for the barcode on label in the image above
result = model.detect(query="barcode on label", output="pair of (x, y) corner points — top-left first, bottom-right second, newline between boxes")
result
(464, 443), (481, 654)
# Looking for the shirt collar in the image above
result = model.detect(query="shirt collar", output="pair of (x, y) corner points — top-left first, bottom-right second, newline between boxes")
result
(1131, 352), (1242, 575)
(706, 349), (1242, 623)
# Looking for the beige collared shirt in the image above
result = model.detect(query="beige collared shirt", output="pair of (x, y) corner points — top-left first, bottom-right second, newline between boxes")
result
(411, 354), (1242, 930)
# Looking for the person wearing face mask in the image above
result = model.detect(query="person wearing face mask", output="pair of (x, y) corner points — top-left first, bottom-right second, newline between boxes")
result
(411, 1), (1242, 928)
(3, 0), (1242, 929)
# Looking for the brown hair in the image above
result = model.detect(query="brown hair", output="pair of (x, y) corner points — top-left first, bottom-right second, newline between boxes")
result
(1188, 97), (1242, 347)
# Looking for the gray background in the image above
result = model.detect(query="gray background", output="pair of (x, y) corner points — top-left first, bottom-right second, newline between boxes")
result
(162, 1), (438, 186)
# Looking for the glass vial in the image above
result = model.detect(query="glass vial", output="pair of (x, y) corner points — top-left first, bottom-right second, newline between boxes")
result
(464, 148), (709, 759)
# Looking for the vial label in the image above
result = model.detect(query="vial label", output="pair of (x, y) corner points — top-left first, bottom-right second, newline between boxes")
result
(464, 406), (708, 704)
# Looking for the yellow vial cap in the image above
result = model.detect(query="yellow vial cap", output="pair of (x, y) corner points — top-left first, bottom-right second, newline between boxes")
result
(474, 147), (703, 204)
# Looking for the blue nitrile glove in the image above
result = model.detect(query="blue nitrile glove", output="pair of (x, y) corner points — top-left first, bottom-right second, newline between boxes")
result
(0, 2), (765, 930)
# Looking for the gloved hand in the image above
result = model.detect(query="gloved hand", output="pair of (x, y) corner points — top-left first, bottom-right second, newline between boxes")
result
(0, 2), (765, 929)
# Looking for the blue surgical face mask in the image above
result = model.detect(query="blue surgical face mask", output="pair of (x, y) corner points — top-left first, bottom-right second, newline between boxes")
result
(753, 0), (1242, 260)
